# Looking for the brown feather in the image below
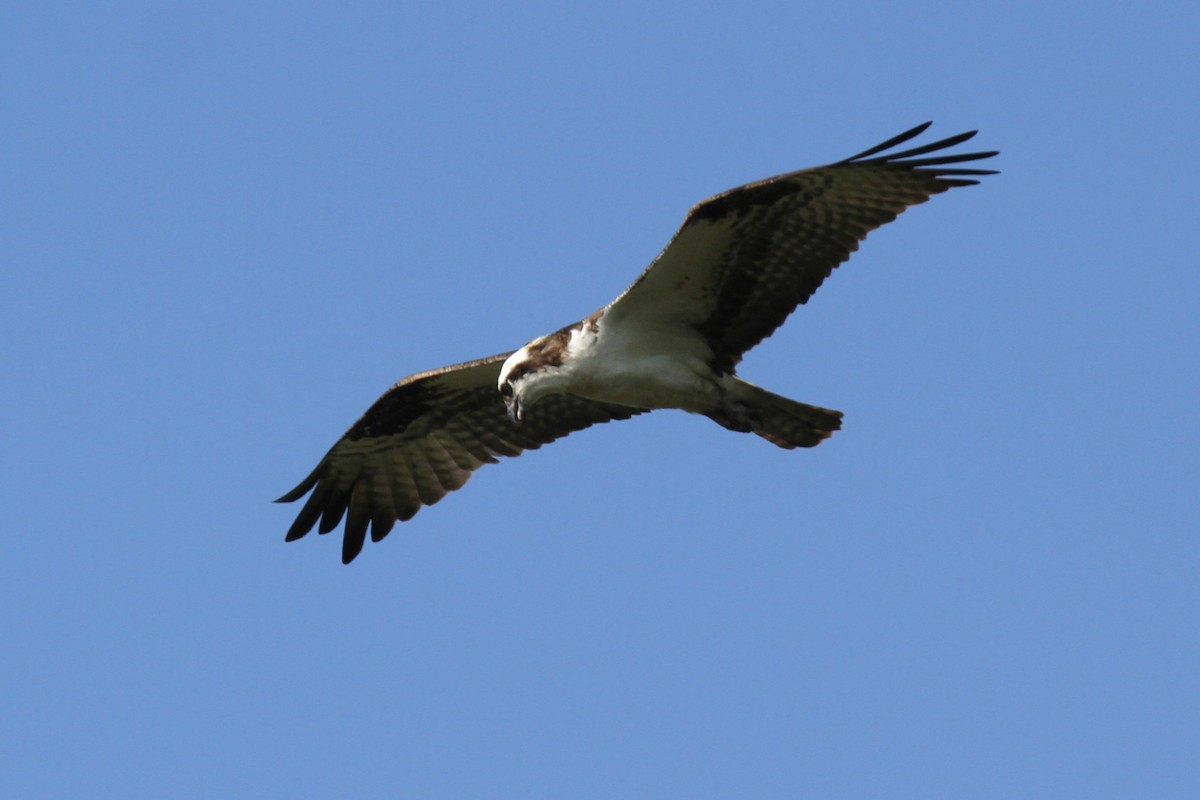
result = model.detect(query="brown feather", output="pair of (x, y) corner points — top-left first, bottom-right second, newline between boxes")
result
(278, 123), (997, 563)
(277, 352), (645, 562)
(606, 124), (998, 373)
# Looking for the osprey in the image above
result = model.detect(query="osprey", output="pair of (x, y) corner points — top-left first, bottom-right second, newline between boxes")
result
(279, 122), (998, 563)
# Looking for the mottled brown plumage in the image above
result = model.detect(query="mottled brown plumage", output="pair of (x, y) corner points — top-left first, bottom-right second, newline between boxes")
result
(278, 122), (997, 562)
(606, 123), (996, 373)
(278, 354), (643, 563)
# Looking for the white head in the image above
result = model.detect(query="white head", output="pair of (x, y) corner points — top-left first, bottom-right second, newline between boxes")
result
(497, 329), (574, 423)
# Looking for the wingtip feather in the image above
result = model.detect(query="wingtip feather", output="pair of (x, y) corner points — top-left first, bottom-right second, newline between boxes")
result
(275, 482), (312, 504)
(841, 121), (934, 161)
(842, 124), (998, 174)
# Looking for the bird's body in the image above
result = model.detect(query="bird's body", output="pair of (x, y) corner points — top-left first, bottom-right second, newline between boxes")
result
(279, 122), (998, 562)
(498, 312), (840, 446)
(502, 313), (718, 416)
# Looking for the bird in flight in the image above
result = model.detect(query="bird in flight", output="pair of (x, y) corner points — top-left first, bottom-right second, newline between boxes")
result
(278, 122), (998, 563)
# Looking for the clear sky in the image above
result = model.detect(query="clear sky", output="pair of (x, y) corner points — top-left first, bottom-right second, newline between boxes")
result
(3, 2), (1197, 798)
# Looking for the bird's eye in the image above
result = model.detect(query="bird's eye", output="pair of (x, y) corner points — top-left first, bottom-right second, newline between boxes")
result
(500, 382), (514, 400)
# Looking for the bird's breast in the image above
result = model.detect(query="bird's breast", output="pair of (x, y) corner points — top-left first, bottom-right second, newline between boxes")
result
(562, 319), (718, 412)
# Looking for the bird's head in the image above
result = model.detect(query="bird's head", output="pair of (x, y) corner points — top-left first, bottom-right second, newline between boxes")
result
(497, 331), (573, 424)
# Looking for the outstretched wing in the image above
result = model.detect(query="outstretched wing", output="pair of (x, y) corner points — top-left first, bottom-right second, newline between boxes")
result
(605, 122), (999, 373)
(277, 353), (642, 563)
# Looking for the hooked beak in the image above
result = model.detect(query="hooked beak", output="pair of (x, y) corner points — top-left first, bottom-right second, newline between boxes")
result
(506, 397), (523, 424)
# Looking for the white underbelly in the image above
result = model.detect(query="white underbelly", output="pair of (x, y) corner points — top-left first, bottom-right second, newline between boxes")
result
(567, 322), (719, 412)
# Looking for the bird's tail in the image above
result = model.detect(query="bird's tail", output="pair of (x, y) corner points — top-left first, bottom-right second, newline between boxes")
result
(709, 380), (843, 450)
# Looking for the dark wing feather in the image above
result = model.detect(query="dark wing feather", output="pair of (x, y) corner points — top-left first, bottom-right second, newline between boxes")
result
(605, 122), (998, 372)
(277, 352), (643, 563)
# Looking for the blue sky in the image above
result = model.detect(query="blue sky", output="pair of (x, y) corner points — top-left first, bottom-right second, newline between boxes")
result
(3, 2), (1197, 797)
